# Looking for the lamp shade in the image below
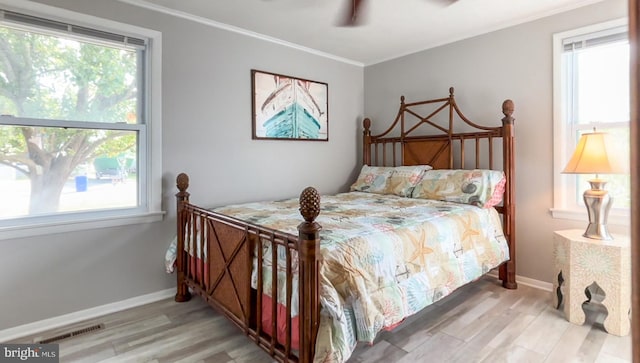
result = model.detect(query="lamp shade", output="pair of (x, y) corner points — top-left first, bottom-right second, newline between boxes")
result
(562, 131), (625, 174)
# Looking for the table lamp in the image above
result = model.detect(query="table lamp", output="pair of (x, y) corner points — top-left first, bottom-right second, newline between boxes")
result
(562, 129), (624, 240)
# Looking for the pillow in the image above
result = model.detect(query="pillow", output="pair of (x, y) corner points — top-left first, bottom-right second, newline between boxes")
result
(350, 165), (394, 194)
(386, 165), (432, 197)
(350, 165), (432, 195)
(411, 169), (506, 208)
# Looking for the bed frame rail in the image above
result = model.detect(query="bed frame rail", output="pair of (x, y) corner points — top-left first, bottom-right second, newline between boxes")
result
(175, 174), (321, 363)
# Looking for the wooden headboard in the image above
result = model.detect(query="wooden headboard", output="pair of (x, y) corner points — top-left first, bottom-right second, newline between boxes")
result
(362, 87), (517, 289)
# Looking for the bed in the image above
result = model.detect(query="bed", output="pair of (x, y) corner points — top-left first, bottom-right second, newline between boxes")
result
(171, 88), (517, 363)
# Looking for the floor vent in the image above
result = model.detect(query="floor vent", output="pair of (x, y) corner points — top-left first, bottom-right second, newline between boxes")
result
(35, 323), (104, 344)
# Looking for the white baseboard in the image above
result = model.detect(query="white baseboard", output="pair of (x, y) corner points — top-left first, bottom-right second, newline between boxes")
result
(487, 272), (553, 292)
(0, 288), (175, 343)
(0, 275), (552, 343)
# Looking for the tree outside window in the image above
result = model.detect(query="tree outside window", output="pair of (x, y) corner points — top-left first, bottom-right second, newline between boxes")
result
(0, 15), (146, 220)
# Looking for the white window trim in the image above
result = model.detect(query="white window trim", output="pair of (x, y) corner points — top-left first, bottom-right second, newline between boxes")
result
(551, 17), (629, 226)
(0, 0), (163, 240)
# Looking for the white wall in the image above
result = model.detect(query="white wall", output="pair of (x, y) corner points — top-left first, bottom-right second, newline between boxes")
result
(0, 0), (364, 331)
(363, 0), (628, 283)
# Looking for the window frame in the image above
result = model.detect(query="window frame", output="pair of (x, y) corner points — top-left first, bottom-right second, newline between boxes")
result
(0, 0), (163, 240)
(551, 18), (629, 225)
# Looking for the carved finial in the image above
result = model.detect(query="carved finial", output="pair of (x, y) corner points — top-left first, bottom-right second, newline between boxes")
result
(502, 99), (514, 118)
(363, 118), (371, 131)
(400, 95), (405, 104)
(299, 187), (320, 222)
(449, 87), (455, 96)
(176, 173), (189, 192)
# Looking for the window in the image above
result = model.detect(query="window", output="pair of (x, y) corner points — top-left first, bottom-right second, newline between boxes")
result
(0, 3), (162, 239)
(552, 18), (630, 224)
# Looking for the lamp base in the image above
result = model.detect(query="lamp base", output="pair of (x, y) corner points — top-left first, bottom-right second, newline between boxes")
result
(582, 179), (613, 241)
(583, 223), (612, 240)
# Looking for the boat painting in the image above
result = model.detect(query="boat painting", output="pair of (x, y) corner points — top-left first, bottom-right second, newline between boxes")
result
(252, 70), (328, 140)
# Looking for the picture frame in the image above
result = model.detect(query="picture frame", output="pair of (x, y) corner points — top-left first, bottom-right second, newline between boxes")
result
(251, 69), (328, 141)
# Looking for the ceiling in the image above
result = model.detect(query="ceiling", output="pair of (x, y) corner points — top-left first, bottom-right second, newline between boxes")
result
(120, 0), (606, 65)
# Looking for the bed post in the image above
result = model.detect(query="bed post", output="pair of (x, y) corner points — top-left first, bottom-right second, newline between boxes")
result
(499, 100), (518, 289)
(175, 173), (192, 302)
(297, 187), (322, 363)
(363, 118), (372, 165)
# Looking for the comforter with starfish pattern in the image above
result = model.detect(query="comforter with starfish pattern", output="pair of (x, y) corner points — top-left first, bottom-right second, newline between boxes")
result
(208, 191), (509, 363)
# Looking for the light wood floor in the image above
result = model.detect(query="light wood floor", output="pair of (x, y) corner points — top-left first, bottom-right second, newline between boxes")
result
(10, 276), (632, 362)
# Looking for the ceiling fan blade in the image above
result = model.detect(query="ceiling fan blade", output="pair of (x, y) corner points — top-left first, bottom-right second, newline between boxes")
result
(337, 0), (366, 27)
(430, 0), (459, 6)
(336, 0), (456, 27)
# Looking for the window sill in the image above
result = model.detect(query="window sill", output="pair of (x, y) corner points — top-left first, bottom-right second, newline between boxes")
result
(0, 211), (165, 241)
(550, 208), (630, 226)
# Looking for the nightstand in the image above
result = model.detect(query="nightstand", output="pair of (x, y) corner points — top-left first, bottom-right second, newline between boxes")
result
(552, 229), (631, 336)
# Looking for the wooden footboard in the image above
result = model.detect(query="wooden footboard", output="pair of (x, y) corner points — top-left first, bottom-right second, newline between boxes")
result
(175, 174), (320, 363)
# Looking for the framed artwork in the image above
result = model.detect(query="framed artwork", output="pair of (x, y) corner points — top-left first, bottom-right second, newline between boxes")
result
(251, 69), (328, 141)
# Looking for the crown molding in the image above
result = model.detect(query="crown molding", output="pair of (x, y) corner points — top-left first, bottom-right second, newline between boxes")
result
(368, 0), (609, 65)
(115, 0), (364, 68)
